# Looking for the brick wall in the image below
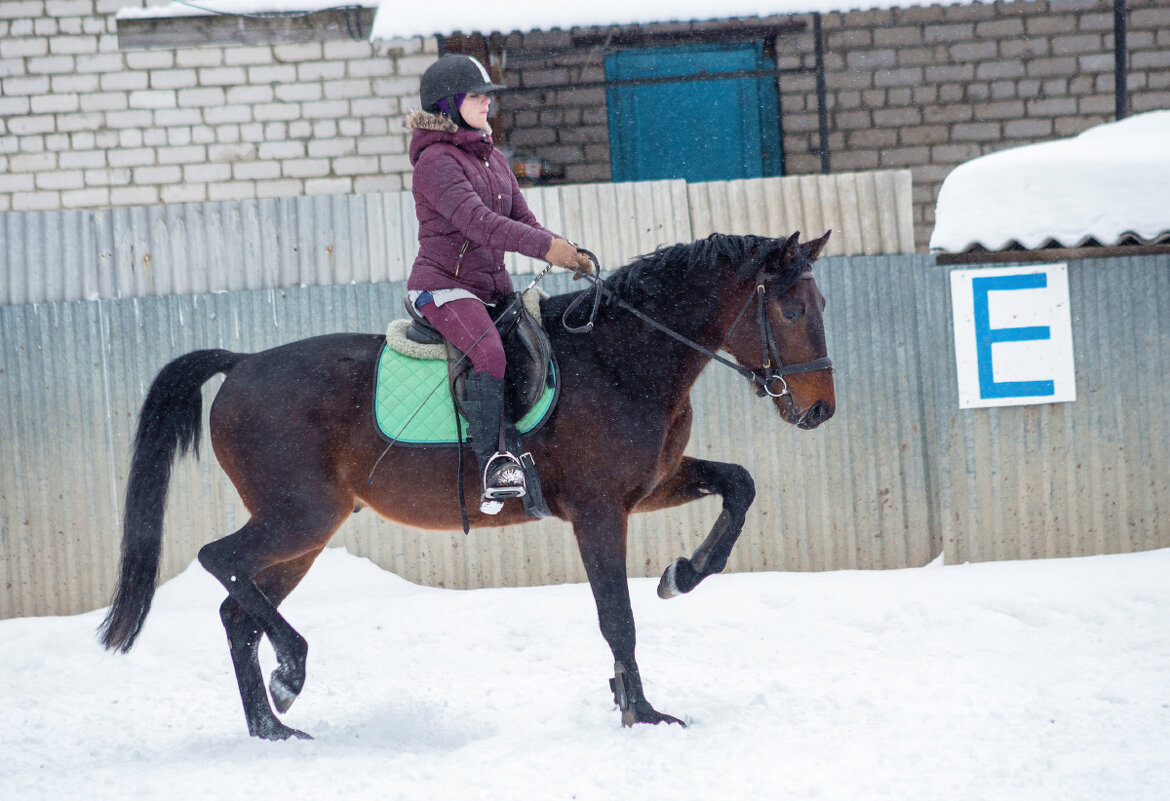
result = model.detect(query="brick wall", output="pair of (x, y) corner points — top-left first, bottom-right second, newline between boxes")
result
(491, 0), (1170, 250)
(483, 27), (613, 185)
(0, 0), (428, 211)
(3, 1), (1169, 251)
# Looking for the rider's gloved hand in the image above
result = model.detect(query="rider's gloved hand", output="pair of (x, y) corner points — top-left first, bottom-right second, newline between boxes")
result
(545, 238), (580, 268)
(571, 248), (594, 280)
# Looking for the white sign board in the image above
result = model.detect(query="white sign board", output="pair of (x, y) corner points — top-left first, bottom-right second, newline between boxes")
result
(950, 264), (1076, 409)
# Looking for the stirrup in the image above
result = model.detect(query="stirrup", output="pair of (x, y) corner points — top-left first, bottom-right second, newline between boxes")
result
(480, 452), (526, 515)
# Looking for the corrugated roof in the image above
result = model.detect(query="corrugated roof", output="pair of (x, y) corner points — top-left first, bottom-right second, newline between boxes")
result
(930, 110), (1170, 254)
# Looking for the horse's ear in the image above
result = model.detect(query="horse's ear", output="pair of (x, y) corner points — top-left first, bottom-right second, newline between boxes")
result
(782, 231), (801, 263)
(806, 230), (831, 263)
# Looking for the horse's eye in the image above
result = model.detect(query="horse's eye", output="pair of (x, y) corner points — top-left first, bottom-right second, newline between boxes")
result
(782, 308), (801, 322)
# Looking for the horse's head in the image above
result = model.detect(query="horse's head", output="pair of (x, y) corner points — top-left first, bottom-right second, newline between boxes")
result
(724, 231), (836, 430)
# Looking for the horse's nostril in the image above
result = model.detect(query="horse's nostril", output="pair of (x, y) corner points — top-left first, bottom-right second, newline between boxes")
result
(806, 401), (834, 426)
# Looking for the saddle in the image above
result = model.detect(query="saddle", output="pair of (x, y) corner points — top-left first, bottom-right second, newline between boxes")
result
(401, 290), (555, 425)
(378, 289), (558, 447)
(378, 290), (558, 522)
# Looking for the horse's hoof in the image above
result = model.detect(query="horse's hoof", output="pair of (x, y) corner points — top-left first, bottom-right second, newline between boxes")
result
(269, 664), (304, 714)
(252, 719), (313, 741)
(657, 557), (702, 598)
(657, 559), (682, 598)
(624, 705), (687, 728)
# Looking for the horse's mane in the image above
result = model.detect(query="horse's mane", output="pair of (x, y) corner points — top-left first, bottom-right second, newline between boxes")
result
(601, 233), (803, 308)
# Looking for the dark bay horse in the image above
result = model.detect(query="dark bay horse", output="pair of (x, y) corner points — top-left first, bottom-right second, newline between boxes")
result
(99, 230), (835, 740)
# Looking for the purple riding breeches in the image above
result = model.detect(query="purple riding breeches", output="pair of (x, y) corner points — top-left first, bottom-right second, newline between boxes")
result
(419, 296), (507, 379)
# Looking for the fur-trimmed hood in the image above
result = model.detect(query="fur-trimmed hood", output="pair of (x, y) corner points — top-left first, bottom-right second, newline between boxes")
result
(406, 109), (493, 136)
(407, 109), (495, 167)
(405, 109), (459, 133)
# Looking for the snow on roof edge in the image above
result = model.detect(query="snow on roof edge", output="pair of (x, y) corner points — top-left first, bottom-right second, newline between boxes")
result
(930, 110), (1170, 254)
(935, 231), (1170, 256)
(367, 0), (1016, 42)
(112, 1), (1027, 42)
(116, 1), (378, 21)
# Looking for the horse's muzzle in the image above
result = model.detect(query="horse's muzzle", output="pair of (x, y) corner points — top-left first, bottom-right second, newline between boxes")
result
(797, 400), (835, 429)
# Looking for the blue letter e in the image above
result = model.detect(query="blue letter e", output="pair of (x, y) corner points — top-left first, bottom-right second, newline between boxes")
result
(972, 274), (1054, 400)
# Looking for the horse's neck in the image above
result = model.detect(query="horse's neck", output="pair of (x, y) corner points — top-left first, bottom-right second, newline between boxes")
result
(592, 279), (749, 399)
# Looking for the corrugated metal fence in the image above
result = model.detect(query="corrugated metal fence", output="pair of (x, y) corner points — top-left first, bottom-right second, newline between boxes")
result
(937, 256), (1170, 562)
(1, 171), (914, 306)
(4, 256), (1168, 619)
(4, 176), (1168, 620)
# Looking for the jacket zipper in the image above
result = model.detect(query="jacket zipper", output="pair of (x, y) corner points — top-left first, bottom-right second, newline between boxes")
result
(454, 240), (470, 277)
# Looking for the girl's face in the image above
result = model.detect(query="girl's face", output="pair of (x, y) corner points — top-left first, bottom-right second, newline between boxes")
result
(459, 93), (492, 131)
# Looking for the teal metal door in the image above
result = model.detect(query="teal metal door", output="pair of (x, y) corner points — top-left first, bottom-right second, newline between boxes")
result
(605, 43), (782, 182)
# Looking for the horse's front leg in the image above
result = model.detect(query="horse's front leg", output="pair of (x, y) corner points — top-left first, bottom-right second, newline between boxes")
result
(633, 457), (756, 598)
(572, 506), (685, 728)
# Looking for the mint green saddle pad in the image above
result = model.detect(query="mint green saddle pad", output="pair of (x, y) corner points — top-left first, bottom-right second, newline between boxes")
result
(373, 344), (557, 446)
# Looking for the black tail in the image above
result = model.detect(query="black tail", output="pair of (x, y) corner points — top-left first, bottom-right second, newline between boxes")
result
(99, 349), (243, 652)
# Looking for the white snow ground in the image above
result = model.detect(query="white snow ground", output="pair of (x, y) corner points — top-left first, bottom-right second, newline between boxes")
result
(3, 546), (1168, 801)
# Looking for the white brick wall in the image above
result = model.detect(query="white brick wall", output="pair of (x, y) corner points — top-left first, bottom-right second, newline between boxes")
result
(0, 1), (433, 212)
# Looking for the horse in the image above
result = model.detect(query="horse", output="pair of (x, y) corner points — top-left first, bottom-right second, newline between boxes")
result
(98, 230), (835, 740)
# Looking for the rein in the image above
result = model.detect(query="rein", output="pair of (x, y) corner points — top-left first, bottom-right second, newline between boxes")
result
(564, 250), (832, 398)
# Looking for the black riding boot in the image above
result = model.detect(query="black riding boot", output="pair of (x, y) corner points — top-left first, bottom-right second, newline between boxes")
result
(463, 370), (526, 515)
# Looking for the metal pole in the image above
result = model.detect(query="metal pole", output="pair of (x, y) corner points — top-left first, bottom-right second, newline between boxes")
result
(813, 13), (831, 173)
(1114, 0), (1127, 120)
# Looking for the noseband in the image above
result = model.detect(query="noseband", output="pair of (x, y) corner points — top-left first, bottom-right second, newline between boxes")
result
(562, 251), (832, 398)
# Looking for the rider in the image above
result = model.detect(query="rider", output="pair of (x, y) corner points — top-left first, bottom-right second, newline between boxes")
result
(406, 53), (593, 515)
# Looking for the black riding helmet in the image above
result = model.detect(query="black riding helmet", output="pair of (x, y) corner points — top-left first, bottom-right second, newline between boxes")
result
(420, 54), (504, 116)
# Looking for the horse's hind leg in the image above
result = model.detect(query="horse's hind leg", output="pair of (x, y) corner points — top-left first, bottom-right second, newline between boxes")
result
(219, 599), (279, 738)
(218, 550), (321, 741)
(198, 510), (345, 732)
(632, 457), (756, 598)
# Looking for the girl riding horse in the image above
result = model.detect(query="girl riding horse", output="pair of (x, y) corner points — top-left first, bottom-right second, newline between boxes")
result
(407, 54), (594, 514)
(98, 229), (835, 740)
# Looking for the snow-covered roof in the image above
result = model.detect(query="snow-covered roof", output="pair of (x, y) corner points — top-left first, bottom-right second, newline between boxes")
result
(369, 0), (1006, 40)
(116, 1), (377, 20)
(116, 1), (1017, 40)
(930, 110), (1170, 253)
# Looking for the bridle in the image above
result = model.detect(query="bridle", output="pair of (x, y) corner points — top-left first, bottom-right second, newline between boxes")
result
(725, 274), (834, 398)
(562, 250), (833, 399)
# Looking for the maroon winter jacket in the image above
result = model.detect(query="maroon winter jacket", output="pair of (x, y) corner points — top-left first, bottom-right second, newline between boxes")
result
(406, 110), (555, 304)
